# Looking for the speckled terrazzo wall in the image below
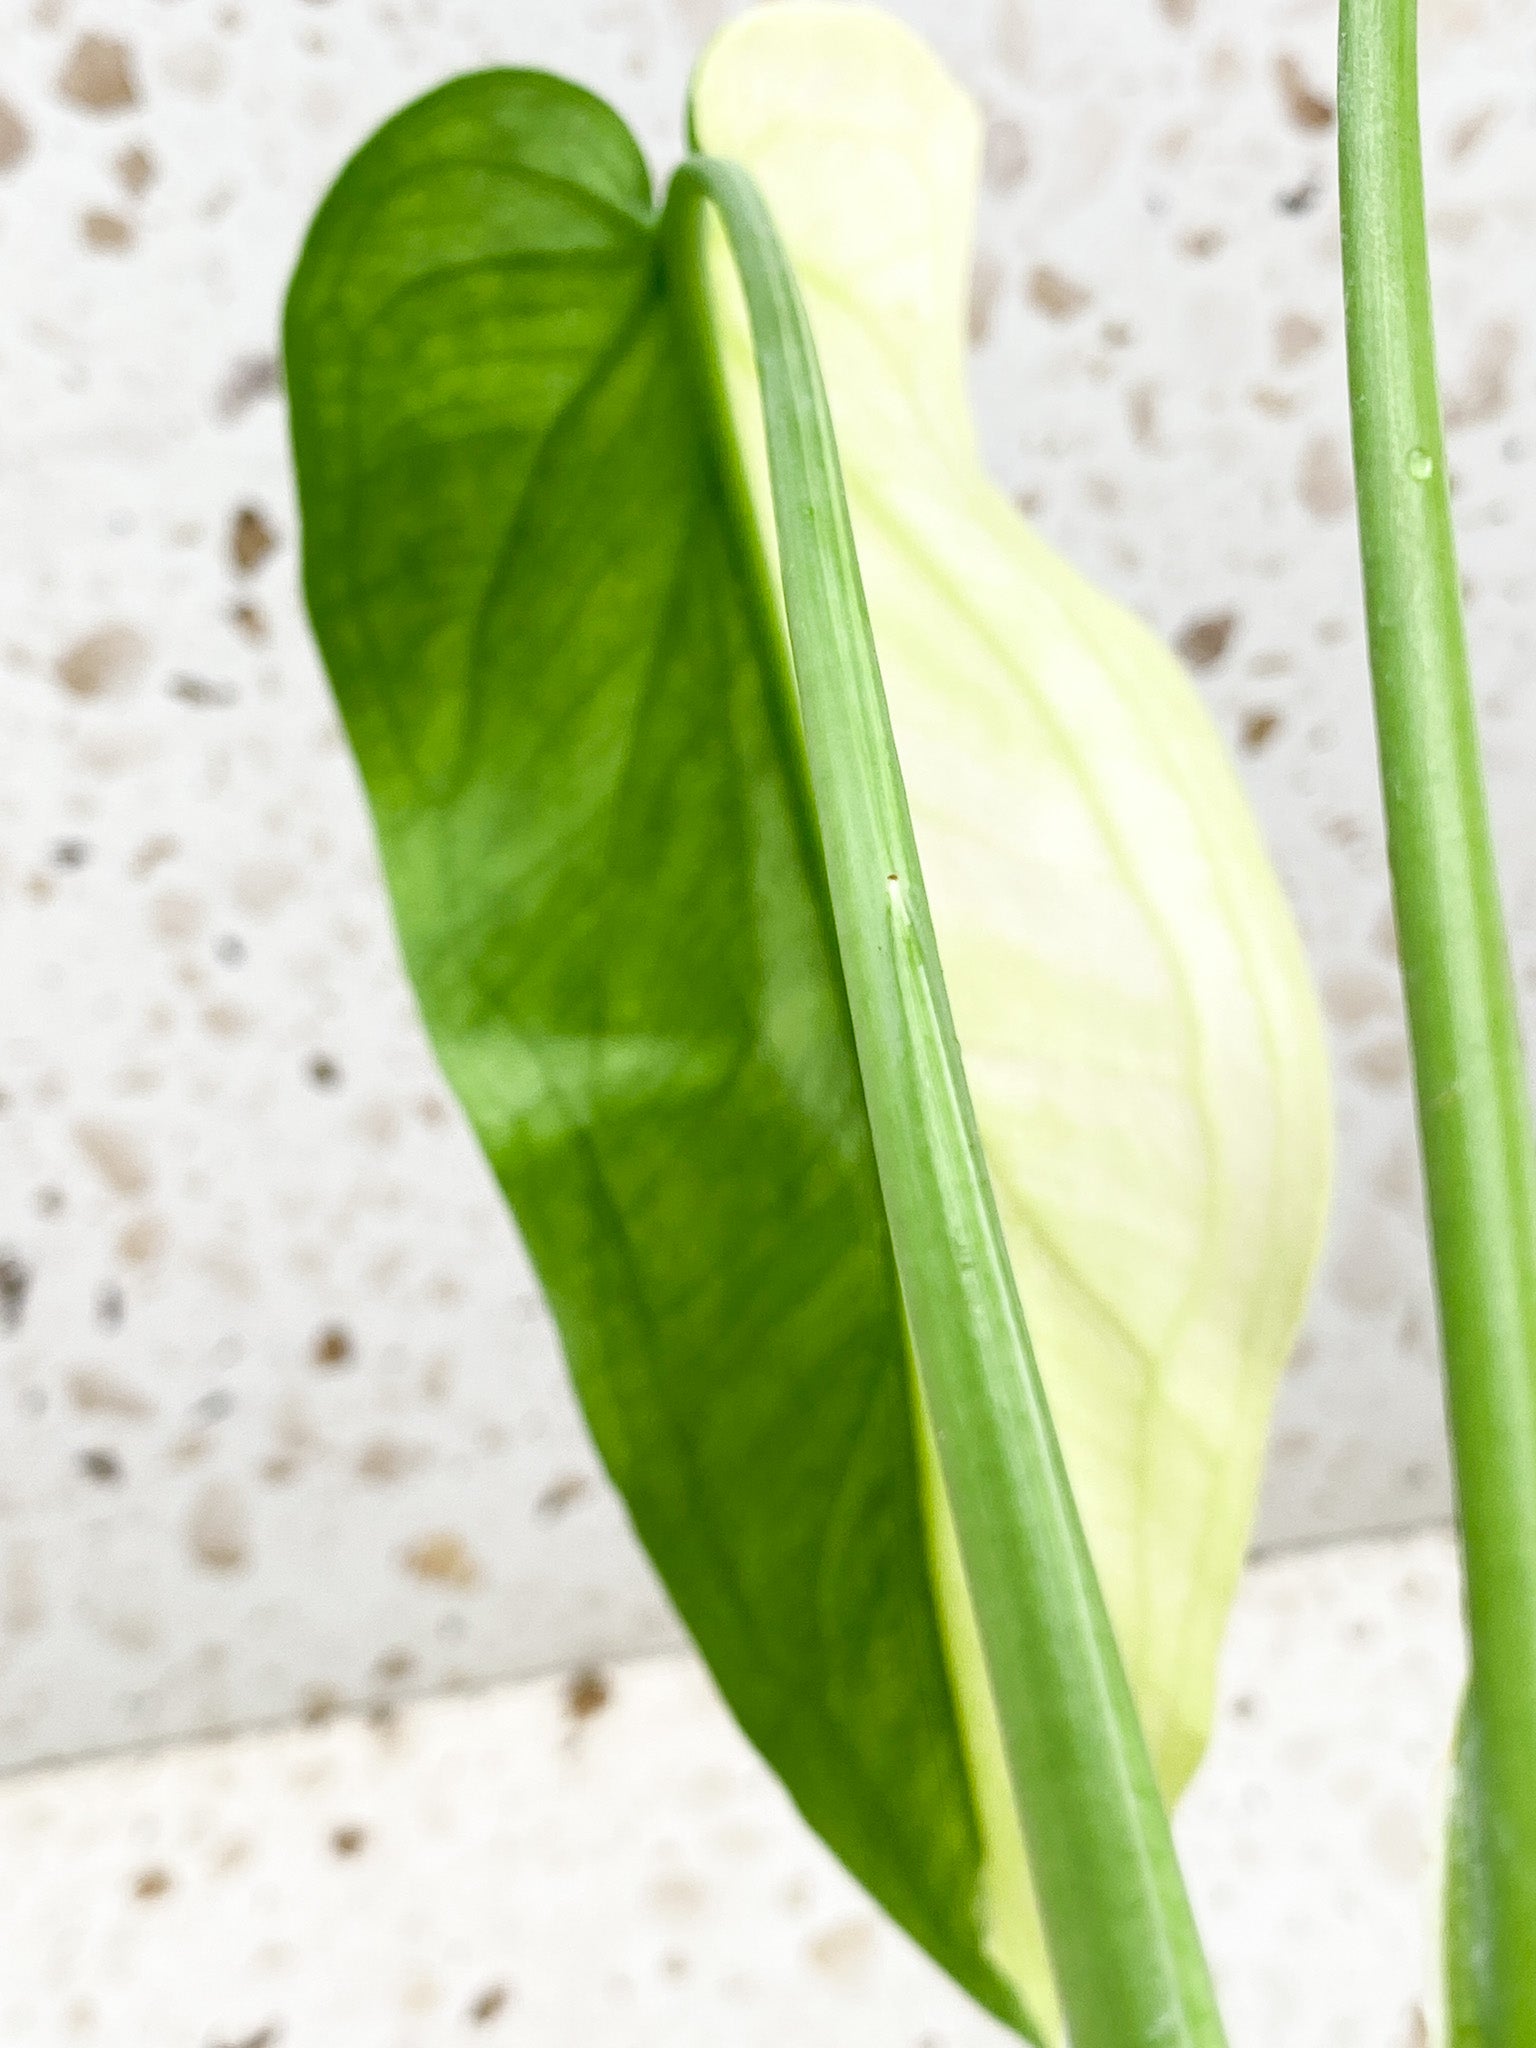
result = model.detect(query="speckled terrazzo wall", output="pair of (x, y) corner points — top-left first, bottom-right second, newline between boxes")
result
(0, 0), (1532, 1770)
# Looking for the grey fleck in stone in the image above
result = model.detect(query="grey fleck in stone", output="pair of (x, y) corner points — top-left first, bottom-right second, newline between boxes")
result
(217, 354), (280, 420)
(0, 1251), (31, 1333)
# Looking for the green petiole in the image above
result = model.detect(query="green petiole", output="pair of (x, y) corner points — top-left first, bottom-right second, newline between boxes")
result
(1338, 1), (1536, 2040)
(663, 153), (1228, 2048)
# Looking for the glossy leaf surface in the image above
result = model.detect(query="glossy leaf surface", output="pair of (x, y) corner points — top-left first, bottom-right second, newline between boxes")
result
(284, 68), (1028, 2034)
(287, 21), (1330, 2039)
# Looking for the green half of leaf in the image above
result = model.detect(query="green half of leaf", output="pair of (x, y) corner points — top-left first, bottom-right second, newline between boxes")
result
(284, 66), (1032, 2036)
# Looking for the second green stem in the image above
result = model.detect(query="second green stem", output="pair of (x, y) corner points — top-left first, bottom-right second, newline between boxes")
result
(1339, 0), (1536, 2039)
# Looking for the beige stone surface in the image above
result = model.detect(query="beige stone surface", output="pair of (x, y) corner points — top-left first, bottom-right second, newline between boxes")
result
(0, 1531), (1462, 2048)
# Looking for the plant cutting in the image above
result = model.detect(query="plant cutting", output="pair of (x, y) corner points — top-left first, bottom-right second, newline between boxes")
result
(281, 2), (1534, 2043)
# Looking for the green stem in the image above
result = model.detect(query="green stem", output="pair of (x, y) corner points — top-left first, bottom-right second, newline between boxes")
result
(1338, 3), (1536, 2040)
(661, 155), (1227, 2048)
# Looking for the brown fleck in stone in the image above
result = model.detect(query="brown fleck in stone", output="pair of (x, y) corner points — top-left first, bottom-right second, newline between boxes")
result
(187, 1478), (250, 1573)
(330, 1824), (367, 1858)
(565, 1665), (610, 1720)
(230, 600), (268, 641)
(356, 1438), (428, 1484)
(55, 624), (148, 699)
(1448, 107), (1496, 162)
(650, 1872), (705, 1917)
(203, 1001), (251, 1039)
(230, 504), (278, 574)
(1327, 967), (1396, 1028)
(217, 355), (280, 420)
(75, 1119), (151, 1197)
(1159, 0), (1197, 21)
(1240, 708), (1281, 752)
(116, 142), (155, 193)
(132, 1867), (172, 1901)
(1176, 612), (1237, 669)
(232, 860), (299, 917)
(1445, 318), (1518, 429)
(1275, 311), (1324, 366)
(671, 0), (730, 35)
(1027, 264), (1091, 320)
(808, 1916), (878, 1981)
(995, 0), (1031, 78)
(0, 98), (32, 173)
(79, 1448), (123, 1483)
(982, 114), (1029, 191)
(376, 1647), (414, 1683)
(468, 1985), (509, 2025)
(313, 1323), (353, 1368)
(130, 834), (178, 878)
(1298, 433), (1355, 520)
(1353, 1033), (1411, 1089)
(0, 1252), (31, 1332)
(1274, 53), (1334, 131)
(59, 34), (140, 114)
(401, 1531), (479, 1590)
(300, 1686), (340, 1726)
(968, 251), (1001, 347)
(1127, 381), (1158, 448)
(69, 1368), (153, 1419)
(151, 887), (204, 943)
(1179, 226), (1224, 260)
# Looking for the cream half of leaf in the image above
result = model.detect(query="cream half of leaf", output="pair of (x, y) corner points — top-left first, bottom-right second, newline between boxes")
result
(692, 4), (1332, 2029)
